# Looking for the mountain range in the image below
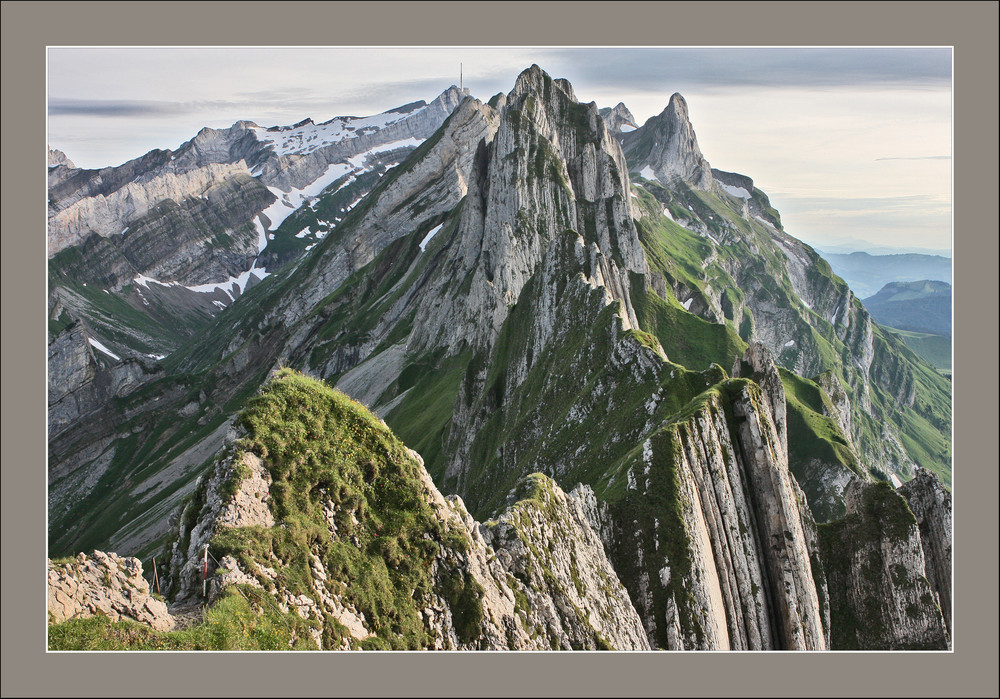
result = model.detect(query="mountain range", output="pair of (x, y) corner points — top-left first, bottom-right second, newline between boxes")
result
(47, 65), (952, 650)
(822, 251), (951, 298)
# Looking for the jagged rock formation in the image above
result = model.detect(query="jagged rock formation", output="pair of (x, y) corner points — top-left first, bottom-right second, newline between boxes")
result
(618, 99), (950, 488)
(818, 480), (950, 649)
(622, 93), (714, 189)
(600, 346), (827, 650)
(162, 370), (647, 650)
(48, 551), (175, 631)
(900, 468), (952, 634)
(480, 474), (650, 650)
(48, 147), (75, 169)
(600, 102), (638, 135)
(46, 87), (471, 372)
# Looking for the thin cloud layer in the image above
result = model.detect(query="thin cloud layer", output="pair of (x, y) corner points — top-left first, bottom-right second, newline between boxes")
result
(46, 47), (953, 251)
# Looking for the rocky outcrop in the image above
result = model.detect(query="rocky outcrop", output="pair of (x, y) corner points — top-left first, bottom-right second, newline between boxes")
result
(168, 448), (274, 602)
(48, 147), (75, 169)
(48, 551), (175, 631)
(818, 480), (949, 649)
(622, 93), (714, 189)
(47, 322), (162, 439)
(600, 102), (638, 135)
(900, 468), (952, 634)
(162, 380), (647, 650)
(48, 162), (258, 256)
(611, 367), (826, 650)
(481, 474), (650, 650)
(404, 64), (647, 358)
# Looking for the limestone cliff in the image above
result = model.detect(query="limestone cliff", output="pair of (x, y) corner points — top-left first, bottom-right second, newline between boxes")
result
(818, 480), (949, 649)
(46, 66), (951, 654)
(48, 551), (174, 631)
(622, 93), (714, 190)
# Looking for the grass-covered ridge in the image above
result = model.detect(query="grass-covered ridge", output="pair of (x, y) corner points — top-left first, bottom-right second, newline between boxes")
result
(48, 587), (316, 650)
(208, 368), (475, 650)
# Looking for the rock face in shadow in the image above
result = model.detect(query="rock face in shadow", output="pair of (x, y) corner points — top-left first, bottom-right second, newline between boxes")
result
(818, 479), (950, 649)
(47, 321), (161, 440)
(899, 468), (952, 635)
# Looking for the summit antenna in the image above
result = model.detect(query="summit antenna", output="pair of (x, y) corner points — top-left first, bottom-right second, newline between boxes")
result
(460, 62), (463, 90)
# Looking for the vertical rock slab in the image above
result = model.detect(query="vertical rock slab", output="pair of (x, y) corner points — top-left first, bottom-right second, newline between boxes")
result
(730, 382), (826, 650)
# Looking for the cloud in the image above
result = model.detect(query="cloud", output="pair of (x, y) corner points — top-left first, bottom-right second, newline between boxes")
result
(48, 99), (187, 117)
(530, 48), (952, 94)
(874, 155), (952, 161)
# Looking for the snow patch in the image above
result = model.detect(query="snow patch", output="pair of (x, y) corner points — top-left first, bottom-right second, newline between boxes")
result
(784, 340), (796, 348)
(418, 223), (444, 252)
(259, 162), (354, 232)
(88, 337), (120, 361)
(719, 183), (751, 200)
(639, 165), (656, 181)
(682, 298), (694, 311)
(133, 274), (176, 290)
(185, 261), (270, 301)
(619, 124), (636, 133)
(662, 207), (674, 221)
(295, 227), (311, 239)
(753, 215), (777, 230)
(146, 353), (166, 361)
(346, 137), (423, 169)
(889, 474), (903, 489)
(250, 106), (425, 157)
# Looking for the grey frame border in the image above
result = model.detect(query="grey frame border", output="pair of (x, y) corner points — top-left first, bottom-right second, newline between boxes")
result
(3, 1), (997, 697)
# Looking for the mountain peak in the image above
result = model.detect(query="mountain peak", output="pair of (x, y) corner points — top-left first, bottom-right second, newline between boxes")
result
(48, 147), (75, 169)
(666, 92), (689, 112)
(622, 91), (713, 189)
(511, 64), (577, 103)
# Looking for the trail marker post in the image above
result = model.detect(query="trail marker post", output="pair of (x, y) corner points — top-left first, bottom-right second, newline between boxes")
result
(203, 545), (208, 599)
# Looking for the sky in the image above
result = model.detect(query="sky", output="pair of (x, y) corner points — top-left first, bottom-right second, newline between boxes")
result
(47, 47), (952, 254)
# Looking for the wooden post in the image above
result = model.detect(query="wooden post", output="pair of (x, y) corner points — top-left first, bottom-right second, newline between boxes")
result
(152, 556), (160, 595)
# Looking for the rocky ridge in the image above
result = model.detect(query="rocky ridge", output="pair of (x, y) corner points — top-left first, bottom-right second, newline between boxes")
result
(615, 94), (950, 497)
(157, 370), (648, 650)
(46, 87), (471, 371)
(46, 66), (952, 652)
